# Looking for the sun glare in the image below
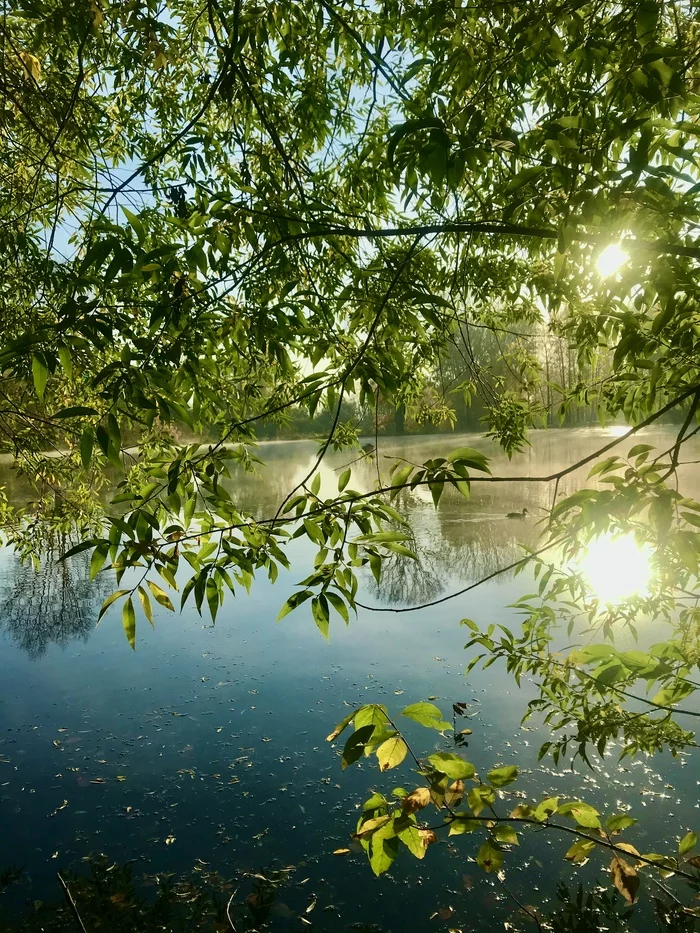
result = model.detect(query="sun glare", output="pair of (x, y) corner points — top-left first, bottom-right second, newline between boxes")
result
(596, 243), (629, 278)
(576, 533), (653, 604)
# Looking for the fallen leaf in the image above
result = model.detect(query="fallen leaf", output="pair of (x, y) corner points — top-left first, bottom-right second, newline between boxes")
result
(49, 800), (68, 817)
(333, 848), (350, 856)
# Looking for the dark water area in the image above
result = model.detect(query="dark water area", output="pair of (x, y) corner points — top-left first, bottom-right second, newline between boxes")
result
(0, 428), (698, 930)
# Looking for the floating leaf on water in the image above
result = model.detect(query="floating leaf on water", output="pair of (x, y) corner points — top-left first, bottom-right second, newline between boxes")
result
(49, 800), (68, 817)
(332, 848), (350, 856)
(165, 835), (176, 845)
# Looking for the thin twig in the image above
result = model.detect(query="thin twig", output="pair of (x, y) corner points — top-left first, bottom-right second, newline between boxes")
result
(497, 874), (544, 933)
(56, 871), (89, 933)
(226, 892), (236, 931)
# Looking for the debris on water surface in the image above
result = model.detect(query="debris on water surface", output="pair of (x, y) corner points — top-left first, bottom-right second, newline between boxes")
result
(49, 799), (68, 817)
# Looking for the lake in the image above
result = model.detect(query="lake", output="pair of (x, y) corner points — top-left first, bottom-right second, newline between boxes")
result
(1, 427), (698, 930)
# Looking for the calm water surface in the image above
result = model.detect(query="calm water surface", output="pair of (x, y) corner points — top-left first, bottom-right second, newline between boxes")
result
(1, 428), (698, 930)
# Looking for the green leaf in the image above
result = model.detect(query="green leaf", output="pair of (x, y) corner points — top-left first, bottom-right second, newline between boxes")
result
(89, 544), (108, 581)
(97, 589), (130, 623)
(606, 814), (638, 833)
(122, 597), (136, 649)
(342, 725), (375, 770)
(146, 579), (175, 611)
(448, 447), (491, 473)
(326, 708), (357, 742)
(476, 839), (504, 873)
(326, 590), (349, 624)
(61, 537), (102, 561)
(276, 589), (313, 621)
(533, 797), (559, 822)
(565, 838), (596, 862)
(57, 345), (72, 379)
(138, 585), (154, 626)
(558, 801), (601, 830)
(628, 444), (654, 458)
(493, 824), (519, 846)
(397, 823), (428, 859)
(312, 594), (330, 640)
(486, 765), (518, 788)
(448, 815), (480, 835)
(426, 752), (475, 780)
(679, 831), (698, 856)
(122, 206), (146, 243)
(401, 701), (450, 730)
(54, 405), (99, 420)
(355, 815), (391, 838)
(369, 824), (399, 876)
(107, 412), (121, 451)
(338, 468), (351, 492)
(354, 704), (389, 734)
(390, 463), (413, 497)
(311, 473), (321, 496)
(376, 736), (409, 771)
(80, 428), (94, 470)
(303, 518), (325, 545)
(32, 352), (48, 400)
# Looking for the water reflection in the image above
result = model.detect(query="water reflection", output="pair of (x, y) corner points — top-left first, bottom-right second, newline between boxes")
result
(2, 427), (699, 651)
(0, 428), (698, 933)
(0, 548), (112, 659)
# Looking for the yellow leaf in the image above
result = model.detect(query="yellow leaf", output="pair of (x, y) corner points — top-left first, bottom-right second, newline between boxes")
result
(445, 780), (464, 807)
(332, 848), (350, 856)
(90, 0), (103, 27)
(615, 842), (640, 858)
(402, 787), (431, 814)
(18, 51), (41, 81)
(376, 736), (408, 771)
(354, 815), (391, 838)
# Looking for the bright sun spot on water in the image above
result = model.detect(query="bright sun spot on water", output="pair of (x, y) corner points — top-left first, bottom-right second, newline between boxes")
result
(577, 533), (653, 604)
(596, 243), (629, 278)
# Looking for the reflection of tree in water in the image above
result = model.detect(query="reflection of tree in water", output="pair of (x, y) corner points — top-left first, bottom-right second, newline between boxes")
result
(367, 491), (540, 607)
(0, 545), (111, 659)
